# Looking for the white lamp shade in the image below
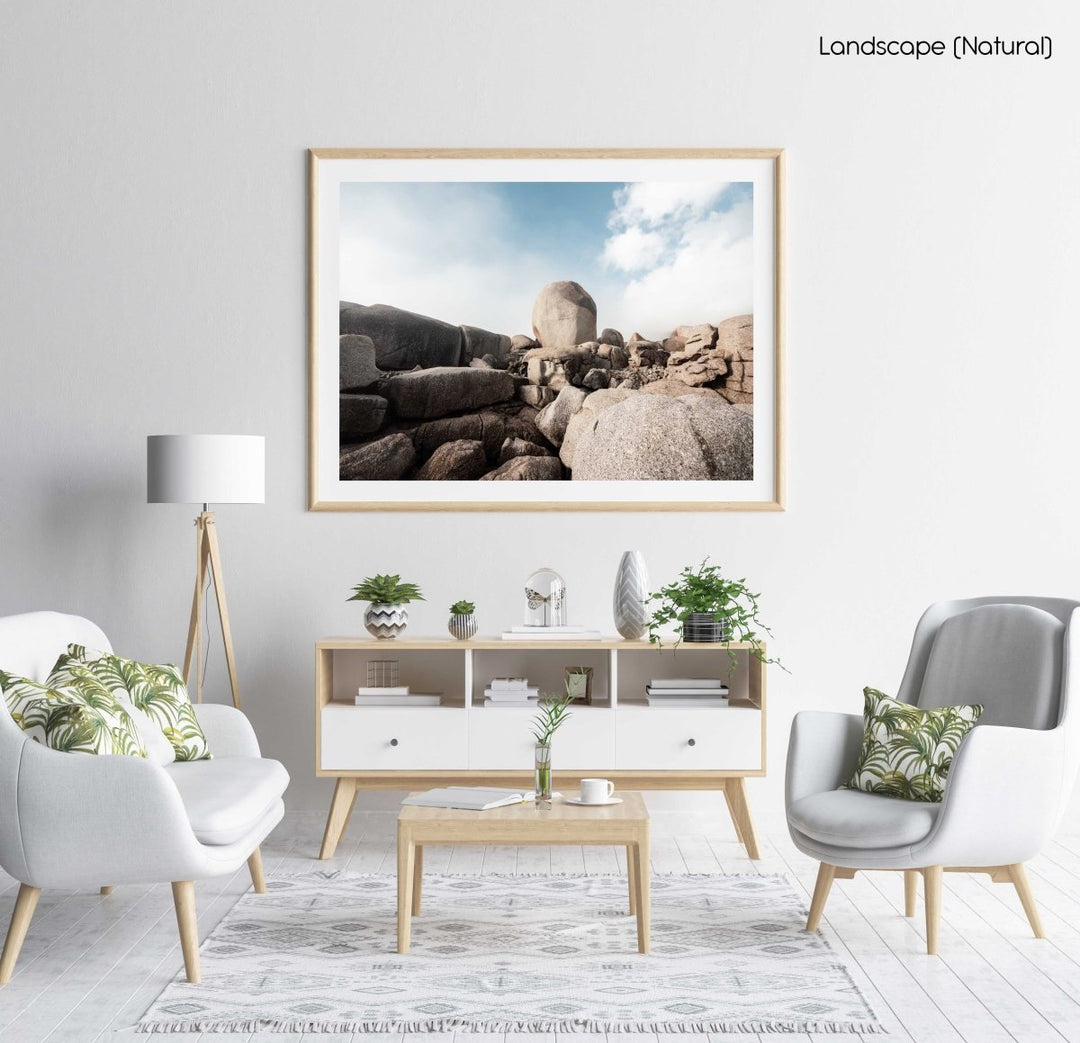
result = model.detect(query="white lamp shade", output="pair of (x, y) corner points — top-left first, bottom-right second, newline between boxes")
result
(147, 435), (265, 505)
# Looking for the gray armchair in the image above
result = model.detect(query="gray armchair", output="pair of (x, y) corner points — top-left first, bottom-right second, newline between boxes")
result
(786, 597), (1080, 954)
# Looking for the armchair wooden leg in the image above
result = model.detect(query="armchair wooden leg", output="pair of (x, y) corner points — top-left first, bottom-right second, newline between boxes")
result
(1007, 863), (1046, 939)
(923, 865), (943, 955)
(0, 884), (41, 985)
(247, 848), (267, 894)
(806, 863), (836, 932)
(171, 881), (200, 983)
(904, 870), (918, 917)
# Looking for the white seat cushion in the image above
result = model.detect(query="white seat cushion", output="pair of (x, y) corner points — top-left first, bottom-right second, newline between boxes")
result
(789, 789), (940, 849)
(165, 757), (289, 846)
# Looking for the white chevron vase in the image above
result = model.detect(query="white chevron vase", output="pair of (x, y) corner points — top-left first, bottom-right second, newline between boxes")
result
(364, 603), (409, 640)
(612, 550), (649, 640)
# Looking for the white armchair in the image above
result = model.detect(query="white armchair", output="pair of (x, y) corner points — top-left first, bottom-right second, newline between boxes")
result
(0, 611), (289, 983)
(786, 597), (1080, 954)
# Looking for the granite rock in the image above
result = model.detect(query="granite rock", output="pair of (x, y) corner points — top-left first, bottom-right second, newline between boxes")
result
(531, 280), (597, 348)
(385, 367), (514, 419)
(340, 302), (464, 370)
(415, 439), (488, 481)
(339, 393), (388, 439)
(339, 432), (416, 481)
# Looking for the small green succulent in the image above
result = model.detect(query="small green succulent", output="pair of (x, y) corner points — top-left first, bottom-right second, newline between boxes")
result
(449, 600), (476, 615)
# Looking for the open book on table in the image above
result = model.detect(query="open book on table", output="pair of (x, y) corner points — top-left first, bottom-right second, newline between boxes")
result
(401, 786), (538, 811)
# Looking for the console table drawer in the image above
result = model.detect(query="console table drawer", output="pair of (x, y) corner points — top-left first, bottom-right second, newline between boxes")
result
(468, 709), (615, 770)
(320, 707), (467, 770)
(615, 708), (762, 771)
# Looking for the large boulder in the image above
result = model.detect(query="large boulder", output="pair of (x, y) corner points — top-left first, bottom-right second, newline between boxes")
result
(461, 325), (511, 367)
(384, 367), (514, 420)
(340, 302), (464, 370)
(415, 439), (488, 481)
(558, 387), (635, 468)
(571, 394), (752, 481)
(339, 394), (388, 440)
(599, 328), (624, 348)
(531, 281), (597, 348)
(480, 456), (563, 481)
(524, 343), (601, 389)
(498, 437), (551, 464)
(339, 433), (416, 481)
(510, 334), (538, 352)
(518, 384), (557, 409)
(714, 314), (754, 404)
(411, 411), (506, 461)
(339, 334), (383, 390)
(666, 321), (726, 387)
(534, 385), (588, 447)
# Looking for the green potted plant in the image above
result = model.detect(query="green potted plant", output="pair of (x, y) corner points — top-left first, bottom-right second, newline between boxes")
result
(348, 574), (425, 640)
(448, 599), (477, 641)
(646, 559), (780, 668)
(530, 689), (573, 807)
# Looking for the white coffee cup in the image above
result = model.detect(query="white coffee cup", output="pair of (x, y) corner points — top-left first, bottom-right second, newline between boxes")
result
(580, 778), (615, 803)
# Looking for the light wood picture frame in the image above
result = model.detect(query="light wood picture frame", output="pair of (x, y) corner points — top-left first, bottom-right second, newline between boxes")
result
(309, 148), (785, 512)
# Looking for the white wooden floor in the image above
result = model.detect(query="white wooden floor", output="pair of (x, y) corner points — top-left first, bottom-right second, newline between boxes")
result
(2, 809), (1080, 1042)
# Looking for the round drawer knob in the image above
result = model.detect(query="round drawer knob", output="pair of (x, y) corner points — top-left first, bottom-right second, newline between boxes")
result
(389, 738), (399, 747)
(687, 738), (696, 747)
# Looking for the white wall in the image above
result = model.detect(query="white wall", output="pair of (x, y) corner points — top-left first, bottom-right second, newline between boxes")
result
(2, 1), (1078, 834)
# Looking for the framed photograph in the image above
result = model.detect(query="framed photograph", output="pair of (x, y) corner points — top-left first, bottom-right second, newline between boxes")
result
(309, 148), (784, 511)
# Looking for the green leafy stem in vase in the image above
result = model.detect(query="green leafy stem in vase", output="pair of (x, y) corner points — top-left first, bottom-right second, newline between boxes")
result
(347, 574), (425, 605)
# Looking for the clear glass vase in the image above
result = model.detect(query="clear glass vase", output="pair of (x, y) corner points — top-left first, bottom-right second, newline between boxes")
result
(534, 742), (552, 808)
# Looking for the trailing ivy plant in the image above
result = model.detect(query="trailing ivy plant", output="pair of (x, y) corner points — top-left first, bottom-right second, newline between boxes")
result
(646, 559), (784, 670)
(449, 600), (476, 615)
(347, 574), (425, 605)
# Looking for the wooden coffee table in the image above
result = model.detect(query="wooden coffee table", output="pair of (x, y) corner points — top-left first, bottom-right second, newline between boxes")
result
(396, 792), (651, 954)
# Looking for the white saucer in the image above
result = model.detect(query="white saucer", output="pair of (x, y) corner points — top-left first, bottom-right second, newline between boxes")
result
(564, 796), (623, 806)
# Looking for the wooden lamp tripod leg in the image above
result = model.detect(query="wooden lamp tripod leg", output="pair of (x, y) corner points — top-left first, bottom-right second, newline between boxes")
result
(181, 511), (242, 710)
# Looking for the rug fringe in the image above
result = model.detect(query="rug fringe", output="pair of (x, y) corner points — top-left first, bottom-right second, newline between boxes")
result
(135, 1016), (886, 1034)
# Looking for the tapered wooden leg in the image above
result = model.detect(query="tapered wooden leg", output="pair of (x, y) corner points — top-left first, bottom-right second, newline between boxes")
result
(397, 828), (415, 954)
(923, 865), (943, 955)
(204, 515), (241, 710)
(723, 778), (760, 859)
(0, 884), (41, 984)
(171, 881), (200, 983)
(247, 848), (266, 894)
(319, 777), (358, 859)
(904, 870), (918, 917)
(806, 863), (836, 932)
(627, 845), (638, 915)
(1007, 863), (1046, 939)
(100, 886), (114, 896)
(722, 786), (746, 845)
(633, 837), (651, 954)
(411, 846), (423, 916)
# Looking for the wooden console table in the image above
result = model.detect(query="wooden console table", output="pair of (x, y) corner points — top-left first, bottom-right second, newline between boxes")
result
(315, 636), (766, 860)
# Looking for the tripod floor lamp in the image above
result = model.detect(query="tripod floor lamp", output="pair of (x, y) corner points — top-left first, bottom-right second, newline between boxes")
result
(147, 435), (265, 709)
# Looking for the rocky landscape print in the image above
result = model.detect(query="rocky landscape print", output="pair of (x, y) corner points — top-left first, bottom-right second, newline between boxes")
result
(337, 181), (755, 483)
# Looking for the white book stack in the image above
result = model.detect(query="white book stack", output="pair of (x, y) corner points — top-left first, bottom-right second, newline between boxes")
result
(355, 685), (442, 706)
(645, 678), (729, 707)
(483, 677), (540, 706)
(501, 625), (603, 641)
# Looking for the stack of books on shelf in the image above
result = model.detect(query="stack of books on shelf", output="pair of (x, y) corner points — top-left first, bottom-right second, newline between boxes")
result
(483, 677), (540, 706)
(500, 625), (603, 641)
(354, 685), (442, 707)
(645, 678), (729, 707)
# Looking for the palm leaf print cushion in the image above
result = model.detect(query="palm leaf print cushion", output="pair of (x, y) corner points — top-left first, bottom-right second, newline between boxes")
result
(845, 687), (982, 802)
(51, 645), (211, 761)
(0, 670), (146, 757)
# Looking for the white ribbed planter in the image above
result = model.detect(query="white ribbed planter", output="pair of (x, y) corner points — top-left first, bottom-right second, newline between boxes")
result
(364, 603), (409, 640)
(448, 613), (478, 640)
(612, 550), (649, 640)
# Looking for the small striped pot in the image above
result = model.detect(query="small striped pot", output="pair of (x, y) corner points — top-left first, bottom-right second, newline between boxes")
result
(448, 613), (478, 641)
(364, 603), (409, 640)
(682, 612), (731, 643)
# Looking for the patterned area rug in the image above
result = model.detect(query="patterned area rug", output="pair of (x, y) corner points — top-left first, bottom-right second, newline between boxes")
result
(137, 872), (882, 1034)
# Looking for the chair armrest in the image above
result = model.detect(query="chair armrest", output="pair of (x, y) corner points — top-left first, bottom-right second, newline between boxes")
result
(15, 740), (208, 888)
(193, 703), (261, 758)
(785, 710), (864, 807)
(919, 724), (1066, 866)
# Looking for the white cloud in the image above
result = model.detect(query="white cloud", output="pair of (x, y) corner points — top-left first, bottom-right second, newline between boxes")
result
(599, 183), (753, 338)
(602, 227), (667, 272)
